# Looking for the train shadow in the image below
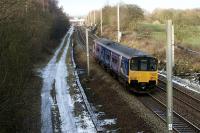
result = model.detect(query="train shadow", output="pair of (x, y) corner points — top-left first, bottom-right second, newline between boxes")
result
(127, 90), (150, 97)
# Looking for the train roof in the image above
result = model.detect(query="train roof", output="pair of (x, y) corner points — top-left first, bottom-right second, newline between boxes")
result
(95, 38), (153, 59)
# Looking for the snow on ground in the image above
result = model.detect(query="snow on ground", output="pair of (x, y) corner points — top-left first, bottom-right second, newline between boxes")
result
(54, 27), (77, 132)
(71, 47), (116, 132)
(41, 29), (71, 133)
(40, 26), (96, 133)
(159, 71), (200, 94)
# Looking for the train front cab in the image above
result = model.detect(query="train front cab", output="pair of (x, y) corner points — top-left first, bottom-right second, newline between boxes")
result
(127, 57), (158, 93)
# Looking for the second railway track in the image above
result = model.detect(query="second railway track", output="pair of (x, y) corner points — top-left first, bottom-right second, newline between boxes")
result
(75, 26), (200, 133)
(138, 93), (200, 133)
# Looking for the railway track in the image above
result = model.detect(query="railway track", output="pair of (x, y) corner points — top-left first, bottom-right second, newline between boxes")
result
(138, 93), (200, 133)
(76, 27), (94, 54)
(75, 26), (200, 133)
(157, 77), (200, 127)
(136, 78), (200, 132)
(158, 79), (200, 113)
(75, 28), (86, 49)
(175, 44), (200, 56)
(159, 75), (200, 102)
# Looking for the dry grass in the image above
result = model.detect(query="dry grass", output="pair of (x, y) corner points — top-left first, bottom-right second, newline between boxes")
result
(101, 26), (200, 74)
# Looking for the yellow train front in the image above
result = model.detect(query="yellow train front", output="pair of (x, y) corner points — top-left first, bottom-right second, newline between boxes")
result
(127, 57), (158, 93)
(94, 38), (158, 93)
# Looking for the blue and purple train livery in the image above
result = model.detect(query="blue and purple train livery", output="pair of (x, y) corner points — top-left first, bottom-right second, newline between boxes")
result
(93, 38), (158, 93)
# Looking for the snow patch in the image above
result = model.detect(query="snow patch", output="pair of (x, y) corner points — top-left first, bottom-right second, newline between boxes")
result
(71, 42), (118, 132)
(99, 119), (117, 126)
(159, 71), (200, 94)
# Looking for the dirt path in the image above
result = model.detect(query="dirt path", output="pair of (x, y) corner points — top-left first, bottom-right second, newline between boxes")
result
(40, 26), (96, 133)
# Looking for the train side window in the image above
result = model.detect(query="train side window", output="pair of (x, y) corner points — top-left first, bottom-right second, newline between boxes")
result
(96, 47), (100, 52)
(112, 58), (118, 64)
(101, 49), (104, 54)
(106, 54), (110, 60)
(149, 59), (157, 71)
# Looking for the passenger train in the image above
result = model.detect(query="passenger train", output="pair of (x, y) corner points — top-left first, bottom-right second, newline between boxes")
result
(93, 38), (158, 93)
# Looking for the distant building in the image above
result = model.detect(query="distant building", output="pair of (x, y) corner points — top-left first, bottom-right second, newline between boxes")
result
(70, 17), (85, 26)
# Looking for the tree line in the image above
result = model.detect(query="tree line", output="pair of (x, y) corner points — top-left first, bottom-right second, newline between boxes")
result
(93, 3), (144, 31)
(89, 4), (200, 41)
(150, 8), (200, 42)
(0, 0), (70, 132)
(98, 4), (200, 28)
(150, 8), (200, 25)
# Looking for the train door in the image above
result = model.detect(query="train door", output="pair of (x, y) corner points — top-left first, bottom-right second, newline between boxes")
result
(120, 57), (129, 80)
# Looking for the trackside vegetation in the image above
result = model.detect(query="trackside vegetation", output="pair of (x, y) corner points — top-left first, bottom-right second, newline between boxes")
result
(0, 0), (70, 132)
(90, 4), (200, 75)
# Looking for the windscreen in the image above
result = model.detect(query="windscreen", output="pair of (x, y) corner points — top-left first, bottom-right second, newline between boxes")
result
(130, 57), (157, 71)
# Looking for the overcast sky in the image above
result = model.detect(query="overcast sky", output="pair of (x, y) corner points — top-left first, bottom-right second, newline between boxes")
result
(58, 0), (200, 16)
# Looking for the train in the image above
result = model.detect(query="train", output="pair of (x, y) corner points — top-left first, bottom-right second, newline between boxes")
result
(93, 38), (158, 93)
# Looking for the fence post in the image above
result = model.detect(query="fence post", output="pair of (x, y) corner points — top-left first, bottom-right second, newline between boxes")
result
(101, 8), (103, 36)
(172, 25), (175, 67)
(86, 29), (90, 77)
(117, 3), (120, 42)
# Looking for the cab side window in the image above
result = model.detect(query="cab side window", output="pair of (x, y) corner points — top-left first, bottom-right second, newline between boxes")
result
(130, 59), (138, 70)
(149, 59), (157, 71)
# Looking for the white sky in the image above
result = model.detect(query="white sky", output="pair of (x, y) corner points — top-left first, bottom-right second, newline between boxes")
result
(58, 0), (200, 16)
